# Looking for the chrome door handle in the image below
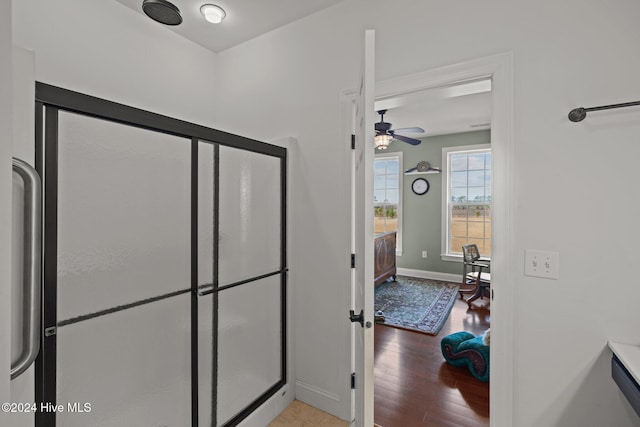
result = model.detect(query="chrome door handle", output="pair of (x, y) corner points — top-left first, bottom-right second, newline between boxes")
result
(11, 158), (42, 380)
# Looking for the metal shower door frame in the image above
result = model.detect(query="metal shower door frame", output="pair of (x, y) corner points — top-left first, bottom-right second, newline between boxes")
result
(34, 82), (287, 427)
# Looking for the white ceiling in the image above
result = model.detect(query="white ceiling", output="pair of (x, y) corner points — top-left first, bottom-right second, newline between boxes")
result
(374, 80), (492, 140)
(113, 1), (491, 137)
(114, 0), (346, 53)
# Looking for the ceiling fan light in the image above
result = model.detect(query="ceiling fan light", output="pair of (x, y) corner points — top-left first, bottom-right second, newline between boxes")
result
(200, 4), (226, 24)
(375, 134), (392, 150)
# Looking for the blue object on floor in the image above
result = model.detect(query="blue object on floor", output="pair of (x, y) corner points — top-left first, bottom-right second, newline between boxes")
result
(441, 331), (490, 382)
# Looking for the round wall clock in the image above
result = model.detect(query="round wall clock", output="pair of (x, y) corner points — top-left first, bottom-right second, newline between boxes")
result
(411, 178), (430, 195)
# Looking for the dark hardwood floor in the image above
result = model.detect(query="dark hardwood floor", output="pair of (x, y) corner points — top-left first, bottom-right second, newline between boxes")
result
(374, 293), (491, 427)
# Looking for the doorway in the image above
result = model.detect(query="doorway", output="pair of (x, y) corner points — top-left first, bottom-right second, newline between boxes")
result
(347, 52), (515, 427)
(372, 79), (492, 426)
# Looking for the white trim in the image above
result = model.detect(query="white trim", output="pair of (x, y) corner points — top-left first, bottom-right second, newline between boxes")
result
(374, 151), (403, 255)
(375, 52), (515, 427)
(295, 380), (345, 420)
(396, 268), (460, 284)
(441, 253), (463, 262)
(441, 143), (492, 259)
(443, 144), (491, 152)
(441, 253), (491, 263)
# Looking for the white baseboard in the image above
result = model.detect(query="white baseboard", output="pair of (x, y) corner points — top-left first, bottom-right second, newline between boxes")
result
(295, 380), (346, 420)
(237, 384), (294, 427)
(396, 268), (460, 284)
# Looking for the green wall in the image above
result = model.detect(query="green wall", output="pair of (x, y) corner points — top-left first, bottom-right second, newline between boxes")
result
(381, 130), (490, 275)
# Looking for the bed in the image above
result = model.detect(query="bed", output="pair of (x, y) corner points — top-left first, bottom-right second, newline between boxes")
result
(374, 231), (397, 286)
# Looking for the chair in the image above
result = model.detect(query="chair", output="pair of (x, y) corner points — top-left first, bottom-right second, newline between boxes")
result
(459, 244), (490, 308)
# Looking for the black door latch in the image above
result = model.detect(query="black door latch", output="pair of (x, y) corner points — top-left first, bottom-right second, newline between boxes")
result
(349, 309), (364, 327)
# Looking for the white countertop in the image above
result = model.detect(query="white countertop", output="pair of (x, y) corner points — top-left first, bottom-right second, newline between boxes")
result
(608, 341), (640, 385)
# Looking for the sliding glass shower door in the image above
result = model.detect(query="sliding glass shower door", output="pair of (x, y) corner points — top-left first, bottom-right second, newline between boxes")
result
(197, 143), (285, 427)
(36, 83), (287, 427)
(216, 146), (284, 426)
(51, 110), (193, 427)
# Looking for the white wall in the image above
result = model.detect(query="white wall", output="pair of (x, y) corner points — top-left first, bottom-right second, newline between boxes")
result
(12, 0), (218, 127)
(8, 2), (293, 426)
(214, 0), (640, 425)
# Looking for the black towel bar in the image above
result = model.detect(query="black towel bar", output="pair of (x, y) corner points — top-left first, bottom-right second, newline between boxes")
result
(568, 100), (640, 122)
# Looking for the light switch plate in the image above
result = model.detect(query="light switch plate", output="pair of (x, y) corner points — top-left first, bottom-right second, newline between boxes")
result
(524, 249), (559, 279)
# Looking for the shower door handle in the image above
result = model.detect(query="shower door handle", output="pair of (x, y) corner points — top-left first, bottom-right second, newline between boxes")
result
(197, 284), (214, 296)
(11, 157), (42, 380)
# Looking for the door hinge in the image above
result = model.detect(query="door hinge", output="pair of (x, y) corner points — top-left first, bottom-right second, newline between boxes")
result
(491, 289), (494, 300)
(351, 134), (355, 149)
(351, 372), (356, 389)
(351, 253), (355, 268)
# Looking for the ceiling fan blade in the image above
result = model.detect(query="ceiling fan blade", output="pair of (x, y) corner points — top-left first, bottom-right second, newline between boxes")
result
(392, 133), (421, 146)
(392, 126), (425, 133)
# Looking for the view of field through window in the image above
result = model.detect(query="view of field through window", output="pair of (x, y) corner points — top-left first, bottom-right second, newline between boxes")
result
(374, 156), (399, 235)
(449, 149), (491, 256)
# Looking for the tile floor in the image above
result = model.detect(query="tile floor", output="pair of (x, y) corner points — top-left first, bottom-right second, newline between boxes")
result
(268, 400), (348, 427)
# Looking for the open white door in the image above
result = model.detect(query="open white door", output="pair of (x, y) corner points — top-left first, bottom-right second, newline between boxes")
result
(350, 29), (375, 427)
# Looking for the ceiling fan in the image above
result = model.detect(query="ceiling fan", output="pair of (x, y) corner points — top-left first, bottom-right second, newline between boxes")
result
(374, 110), (424, 149)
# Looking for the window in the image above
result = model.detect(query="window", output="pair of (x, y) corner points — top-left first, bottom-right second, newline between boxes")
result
(374, 152), (403, 254)
(442, 145), (491, 260)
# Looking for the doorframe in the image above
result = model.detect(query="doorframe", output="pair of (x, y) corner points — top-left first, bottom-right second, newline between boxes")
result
(343, 52), (515, 426)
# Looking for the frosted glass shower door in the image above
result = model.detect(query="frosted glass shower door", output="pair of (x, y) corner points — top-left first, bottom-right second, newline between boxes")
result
(47, 110), (192, 426)
(216, 275), (282, 425)
(35, 83), (288, 427)
(56, 111), (191, 319)
(218, 146), (282, 285)
(215, 145), (285, 426)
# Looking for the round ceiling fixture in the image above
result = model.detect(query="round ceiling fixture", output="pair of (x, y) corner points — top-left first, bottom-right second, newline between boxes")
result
(200, 4), (226, 24)
(142, 0), (183, 26)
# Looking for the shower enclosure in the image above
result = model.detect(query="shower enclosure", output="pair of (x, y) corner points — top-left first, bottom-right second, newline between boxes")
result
(12, 82), (287, 427)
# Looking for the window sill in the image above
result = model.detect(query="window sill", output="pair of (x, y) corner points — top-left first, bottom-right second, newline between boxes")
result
(441, 253), (491, 262)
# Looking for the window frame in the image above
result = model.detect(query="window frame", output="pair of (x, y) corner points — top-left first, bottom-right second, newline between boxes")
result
(374, 151), (403, 256)
(441, 144), (491, 262)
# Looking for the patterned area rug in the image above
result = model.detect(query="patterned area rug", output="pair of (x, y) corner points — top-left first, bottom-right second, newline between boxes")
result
(374, 276), (460, 336)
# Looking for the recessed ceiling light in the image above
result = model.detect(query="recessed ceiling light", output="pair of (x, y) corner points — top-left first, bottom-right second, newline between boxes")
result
(200, 4), (226, 24)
